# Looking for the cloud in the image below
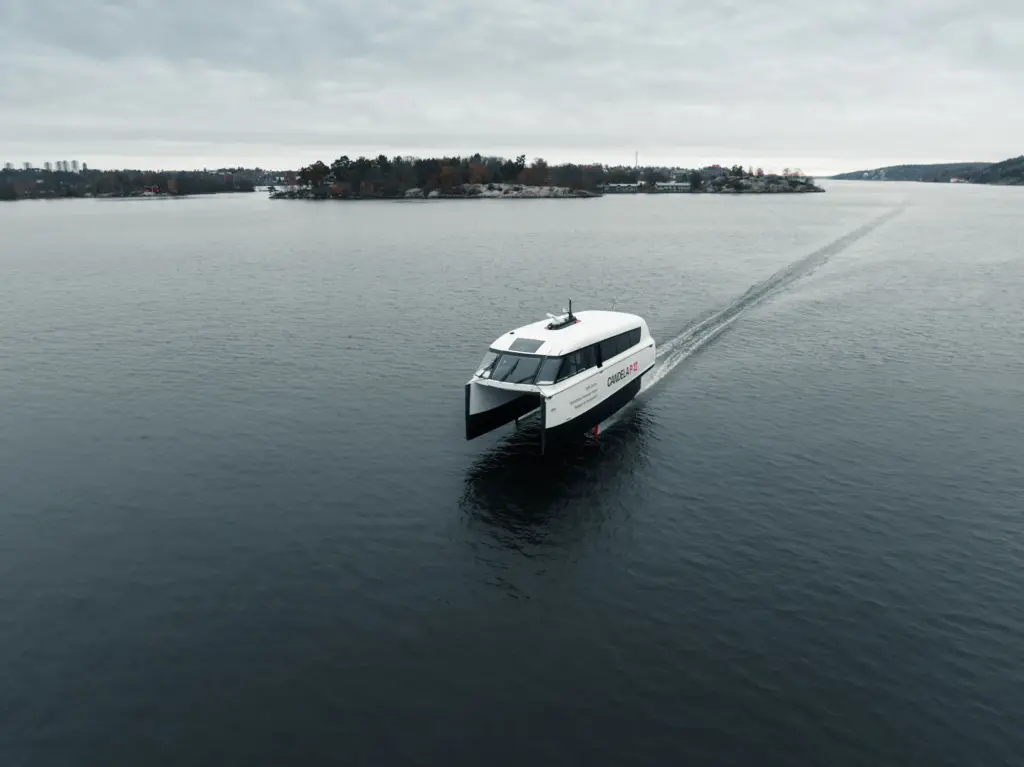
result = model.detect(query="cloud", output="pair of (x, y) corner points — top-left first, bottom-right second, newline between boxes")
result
(2, 0), (1021, 173)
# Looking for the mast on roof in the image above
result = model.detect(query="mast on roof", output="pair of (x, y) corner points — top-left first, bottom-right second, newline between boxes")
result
(545, 298), (577, 329)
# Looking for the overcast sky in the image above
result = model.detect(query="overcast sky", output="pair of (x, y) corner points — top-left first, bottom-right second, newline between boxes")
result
(2, 0), (1021, 175)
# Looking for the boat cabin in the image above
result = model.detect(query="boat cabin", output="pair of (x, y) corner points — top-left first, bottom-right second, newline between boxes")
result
(475, 309), (647, 388)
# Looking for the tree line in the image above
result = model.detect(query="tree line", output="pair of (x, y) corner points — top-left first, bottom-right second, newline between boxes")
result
(0, 167), (256, 200)
(966, 155), (1024, 185)
(297, 154), (597, 196)
(293, 154), (789, 197)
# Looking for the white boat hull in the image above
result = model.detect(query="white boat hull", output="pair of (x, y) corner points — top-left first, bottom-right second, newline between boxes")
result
(541, 340), (655, 432)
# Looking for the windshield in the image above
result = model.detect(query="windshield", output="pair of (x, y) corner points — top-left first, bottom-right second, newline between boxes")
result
(478, 351), (549, 384)
(489, 353), (543, 384)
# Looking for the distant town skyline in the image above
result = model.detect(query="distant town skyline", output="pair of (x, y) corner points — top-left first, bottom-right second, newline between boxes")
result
(8, 159), (86, 173)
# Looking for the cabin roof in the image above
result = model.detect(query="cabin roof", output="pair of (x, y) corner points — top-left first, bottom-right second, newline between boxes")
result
(489, 310), (646, 357)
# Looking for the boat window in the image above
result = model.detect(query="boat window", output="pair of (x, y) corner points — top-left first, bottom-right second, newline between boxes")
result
(476, 350), (499, 375)
(557, 344), (597, 381)
(599, 327), (642, 363)
(508, 337), (545, 353)
(535, 356), (563, 384)
(599, 334), (623, 362)
(486, 352), (544, 384)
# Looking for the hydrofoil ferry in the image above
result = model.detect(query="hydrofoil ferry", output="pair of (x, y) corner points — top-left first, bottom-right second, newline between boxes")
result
(465, 302), (656, 453)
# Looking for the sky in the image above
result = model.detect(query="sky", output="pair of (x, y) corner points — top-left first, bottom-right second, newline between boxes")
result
(2, 0), (1022, 176)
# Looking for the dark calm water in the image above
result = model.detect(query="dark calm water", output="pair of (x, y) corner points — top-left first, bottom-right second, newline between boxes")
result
(2, 182), (1023, 766)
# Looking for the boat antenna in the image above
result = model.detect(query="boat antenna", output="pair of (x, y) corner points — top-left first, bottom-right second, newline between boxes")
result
(568, 298), (573, 320)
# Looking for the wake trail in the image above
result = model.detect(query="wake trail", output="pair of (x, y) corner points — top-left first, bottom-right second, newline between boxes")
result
(598, 206), (905, 433)
(643, 206), (905, 393)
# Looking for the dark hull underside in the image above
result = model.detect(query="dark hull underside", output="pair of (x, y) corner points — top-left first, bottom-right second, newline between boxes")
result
(465, 369), (648, 453)
(464, 388), (540, 440)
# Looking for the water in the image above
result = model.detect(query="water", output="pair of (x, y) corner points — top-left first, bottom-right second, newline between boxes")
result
(1, 183), (1022, 765)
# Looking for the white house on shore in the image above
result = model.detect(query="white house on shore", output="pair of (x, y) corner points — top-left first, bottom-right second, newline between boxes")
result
(601, 182), (643, 193)
(599, 180), (692, 193)
(650, 181), (691, 192)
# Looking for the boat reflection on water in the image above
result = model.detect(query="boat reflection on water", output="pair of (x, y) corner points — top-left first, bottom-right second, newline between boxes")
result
(458, 404), (655, 550)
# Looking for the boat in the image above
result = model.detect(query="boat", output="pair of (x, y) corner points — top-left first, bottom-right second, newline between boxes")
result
(465, 302), (656, 452)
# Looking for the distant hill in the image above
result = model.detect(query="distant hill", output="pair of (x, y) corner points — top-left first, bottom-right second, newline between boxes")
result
(964, 155), (1024, 185)
(830, 162), (991, 182)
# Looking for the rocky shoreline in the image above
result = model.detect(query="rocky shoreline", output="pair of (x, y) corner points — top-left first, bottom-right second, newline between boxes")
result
(269, 182), (598, 200)
(269, 176), (824, 200)
(697, 175), (825, 194)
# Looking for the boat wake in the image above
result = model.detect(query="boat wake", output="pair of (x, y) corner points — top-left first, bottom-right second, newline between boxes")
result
(478, 206), (905, 446)
(611, 206), (905, 421)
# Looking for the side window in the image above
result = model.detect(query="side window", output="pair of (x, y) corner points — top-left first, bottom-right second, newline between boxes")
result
(601, 332), (638, 362)
(557, 345), (598, 381)
(557, 355), (578, 381)
(557, 356), (581, 380)
(579, 344), (597, 370)
(599, 336), (619, 363)
(535, 356), (562, 384)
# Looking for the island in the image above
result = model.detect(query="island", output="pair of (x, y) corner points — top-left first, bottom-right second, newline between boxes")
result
(269, 154), (825, 200)
(674, 167), (824, 194)
(830, 155), (1024, 185)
